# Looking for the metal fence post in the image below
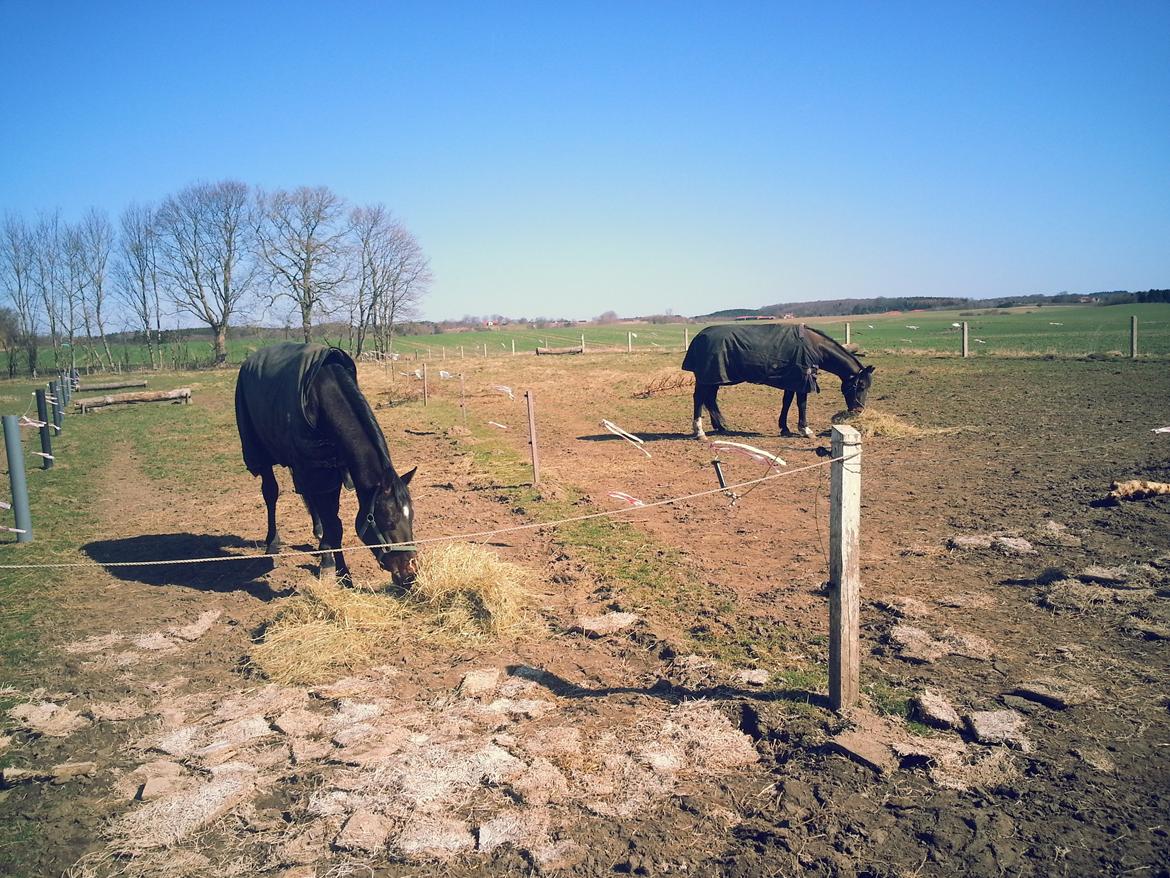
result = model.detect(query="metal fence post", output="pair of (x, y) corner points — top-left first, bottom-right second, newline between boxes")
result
(1131, 315), (1138, 358)
(962, 322), (970, 358)
(48, 381), (63, 431)
(3, 415), (33, 542)
(829, 424), (861, 711)
(34, 389), (53, 470)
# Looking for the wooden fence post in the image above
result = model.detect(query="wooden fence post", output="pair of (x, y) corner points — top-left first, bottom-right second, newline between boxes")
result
(962, 322), (969, 358)
(511, 339), (516, 356)
(627, 332), (633, 353)
(580, 333), (585, 354)
(422, 362), (428, 406)
(684, 326), (689, 350)
(845, 322), (851, 345)
(2, 415), (33, 542)
(525, 390), (540, 486)
(829, 424), (861, 711)
(460, 373), (467, 424)
(1131, 315), (1138, 358)
(34, 389), (53, 470)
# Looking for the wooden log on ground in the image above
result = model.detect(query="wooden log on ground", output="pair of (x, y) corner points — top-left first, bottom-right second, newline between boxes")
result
(77, 380), (148, 393)
(535, 346), (584, 355)
(78, 388), (191, 414)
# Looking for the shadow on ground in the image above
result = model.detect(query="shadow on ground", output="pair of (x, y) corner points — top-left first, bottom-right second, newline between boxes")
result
(83, 533), (276, 599)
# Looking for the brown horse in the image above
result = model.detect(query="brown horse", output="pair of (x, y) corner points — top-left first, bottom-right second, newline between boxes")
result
(235, 343), (417, 585)
(682, 323), (874, 438)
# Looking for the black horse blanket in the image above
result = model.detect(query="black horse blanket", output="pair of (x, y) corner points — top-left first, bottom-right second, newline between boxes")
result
(682, 324), (821, 393)
(235, 342), (358, 495)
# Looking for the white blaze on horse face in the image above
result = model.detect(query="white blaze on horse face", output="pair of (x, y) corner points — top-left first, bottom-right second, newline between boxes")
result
(403, 503), (411, 520)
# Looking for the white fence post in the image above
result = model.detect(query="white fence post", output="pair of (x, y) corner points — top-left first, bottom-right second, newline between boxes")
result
(962, 321), (969, 358)
(829, 424), (861, 711)
(1131, 315), (1138, 358)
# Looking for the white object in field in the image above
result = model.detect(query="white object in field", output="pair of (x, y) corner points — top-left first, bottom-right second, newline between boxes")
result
(412, 369), (423, 379)
(488, 421), (508, 430)
(867, 325), (874, 329)
(1152, 426), (1170, 433)
(710, 440), (786, 468)
(1048, 322), (1064, 325)
(31, 452), (54, 460)
(951, 322), (961, 328)
(491, 385), (515, 400)
(607, 491), (645, 507)
(905, 325), (918, 330)
(19, 417), (46, 428)
(601, 419), (651, 458)
(3, 527), (27, 534)
(0, 500), (10, 510)
(974, 338), (987, 344)
(439, 370), (453, 379)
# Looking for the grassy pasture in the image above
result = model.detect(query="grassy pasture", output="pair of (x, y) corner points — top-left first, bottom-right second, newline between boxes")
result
(38, 302), (1170, 372)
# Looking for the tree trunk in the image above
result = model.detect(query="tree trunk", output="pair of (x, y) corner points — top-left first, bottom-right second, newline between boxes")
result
(301, 304), (313, 344)
(213, 325), (228, 365)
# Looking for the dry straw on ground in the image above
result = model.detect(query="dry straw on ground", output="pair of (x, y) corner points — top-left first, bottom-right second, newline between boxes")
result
(831, 407), (966, 439)
(252, 543), (537, 684)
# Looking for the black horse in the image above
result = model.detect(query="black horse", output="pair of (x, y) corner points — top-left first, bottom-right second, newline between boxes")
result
(235, 342), (417, 585)
(682, 323), (874, 439)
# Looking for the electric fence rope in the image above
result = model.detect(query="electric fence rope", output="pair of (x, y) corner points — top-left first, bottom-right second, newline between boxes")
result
(0, 454), (850, 570)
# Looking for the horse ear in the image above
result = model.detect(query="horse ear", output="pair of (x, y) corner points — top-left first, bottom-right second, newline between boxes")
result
(400, 466), (417, 486)
(863, 365), (875, 375)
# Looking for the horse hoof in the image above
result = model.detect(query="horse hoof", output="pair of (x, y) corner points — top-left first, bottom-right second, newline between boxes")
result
(780, 430), (795, 438)
(800, 427), (815, 438)
(337, 573), (354, 589)
(265, 541), (282, 555)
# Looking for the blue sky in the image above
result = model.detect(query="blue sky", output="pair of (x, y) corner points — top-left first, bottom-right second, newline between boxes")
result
(2, 1), (1168, 321)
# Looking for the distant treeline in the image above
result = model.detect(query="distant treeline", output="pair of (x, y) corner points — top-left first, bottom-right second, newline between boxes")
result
(700, 290), (1169, 319)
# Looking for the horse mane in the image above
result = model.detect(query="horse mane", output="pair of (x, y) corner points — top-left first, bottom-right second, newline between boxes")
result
(804, 326), (864, 373)
(328, 362), (396, 475)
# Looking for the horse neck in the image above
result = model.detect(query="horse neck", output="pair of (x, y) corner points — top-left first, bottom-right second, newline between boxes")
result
(312, 365), (390, 496)
(812, 335), (862, 381)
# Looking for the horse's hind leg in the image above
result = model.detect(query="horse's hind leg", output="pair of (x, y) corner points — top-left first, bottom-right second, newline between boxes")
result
(260, 468), (282, 554)
(706, 386), (728, 433)
(692, 387), (706, 439)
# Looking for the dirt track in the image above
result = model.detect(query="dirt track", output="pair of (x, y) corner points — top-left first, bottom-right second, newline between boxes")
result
(1, 353), (1168, 878)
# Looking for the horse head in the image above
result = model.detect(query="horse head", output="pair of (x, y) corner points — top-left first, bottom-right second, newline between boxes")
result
(842, 365), (875, 413)
(355, 466), (417, 586)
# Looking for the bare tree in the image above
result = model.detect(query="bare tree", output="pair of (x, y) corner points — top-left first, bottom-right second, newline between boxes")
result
(0, 215), (41, 374)
(257, 186), (350, 343)
(348, 204), (430, 356)
(156, 180), (256, 365)
(113, 203), (162, 369)
(31, 213), (67, 369)
(77, 209), (116, 370)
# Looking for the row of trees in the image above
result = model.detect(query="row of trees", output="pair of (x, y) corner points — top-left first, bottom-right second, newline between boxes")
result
(0, 181), (430, 374)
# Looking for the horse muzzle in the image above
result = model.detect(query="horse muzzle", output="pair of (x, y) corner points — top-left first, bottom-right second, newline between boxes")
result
(381, 550), (418, 586)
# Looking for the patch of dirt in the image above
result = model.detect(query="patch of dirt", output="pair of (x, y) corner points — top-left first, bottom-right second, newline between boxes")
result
(2, 356), (1169, 878)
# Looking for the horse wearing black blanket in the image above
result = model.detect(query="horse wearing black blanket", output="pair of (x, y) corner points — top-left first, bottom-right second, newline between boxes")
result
(235, 342), (417, 586)
(682, 323), (874, 439)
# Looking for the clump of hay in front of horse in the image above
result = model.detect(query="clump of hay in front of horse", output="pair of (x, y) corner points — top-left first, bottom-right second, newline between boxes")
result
(252, 543), (538, 684)
(830, 408), (967, 439)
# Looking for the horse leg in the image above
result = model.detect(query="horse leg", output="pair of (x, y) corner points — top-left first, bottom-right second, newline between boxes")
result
(779, 390), (796, 437)
(692, 386), (706, 439)
(312, 486), (351, 585)
(302, 496), (323, 540)
(796, 393), (813, 437)
(707, 386), (727, 433)
(260, 468), (282, 554)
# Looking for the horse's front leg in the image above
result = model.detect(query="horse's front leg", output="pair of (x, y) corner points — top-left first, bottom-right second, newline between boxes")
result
(310, 487), (351, 585)
(302, 496), (323, 540)
(795, 393), (813, 437)
(779, 390), (796, 437)
(259, 468), (282, 554)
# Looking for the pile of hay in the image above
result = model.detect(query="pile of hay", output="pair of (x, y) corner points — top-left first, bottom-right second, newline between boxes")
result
(831, 407), (965, 439)
(252, 543), (537, 684)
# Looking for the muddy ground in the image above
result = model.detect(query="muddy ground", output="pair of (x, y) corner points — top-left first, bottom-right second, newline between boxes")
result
(1, 352), (1168, 878)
